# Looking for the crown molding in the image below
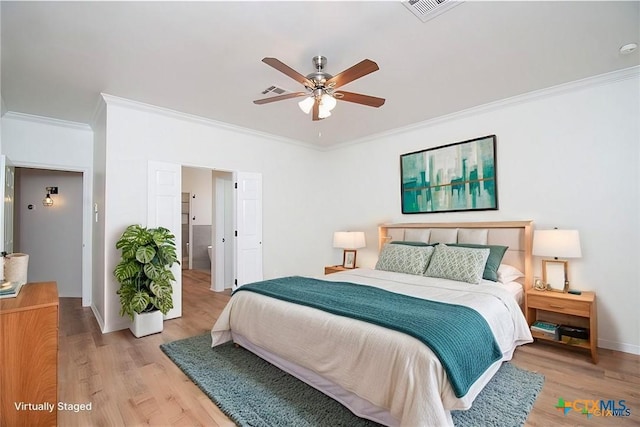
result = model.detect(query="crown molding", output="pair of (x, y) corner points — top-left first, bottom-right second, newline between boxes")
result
(100, 93), (322, 151)
(2, 111), (92, 131)
(329, 65), (640, 151)
(90, 95), (107, 130)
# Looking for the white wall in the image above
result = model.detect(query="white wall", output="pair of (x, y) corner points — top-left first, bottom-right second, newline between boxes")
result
(2, 113), (93, 168)
(324, 71), (640, 354)
(92, 102), (107, 328)
(99, 96), (326, 332)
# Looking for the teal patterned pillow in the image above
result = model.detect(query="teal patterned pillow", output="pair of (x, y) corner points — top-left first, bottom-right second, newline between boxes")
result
(375, 244), (434, 275)
(449, 243), (508, 282)
(425, 244), (490, 284)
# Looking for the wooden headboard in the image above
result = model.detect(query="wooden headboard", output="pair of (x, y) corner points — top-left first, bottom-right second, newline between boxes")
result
(378, 221), (533, 289)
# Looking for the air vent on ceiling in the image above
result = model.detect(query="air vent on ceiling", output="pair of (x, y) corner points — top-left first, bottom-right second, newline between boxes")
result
(261, 85), (287, 95)
(403, 0), (462, 23)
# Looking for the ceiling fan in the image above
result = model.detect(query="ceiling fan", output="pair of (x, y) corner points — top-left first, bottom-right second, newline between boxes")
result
(253, 56), (385, 121)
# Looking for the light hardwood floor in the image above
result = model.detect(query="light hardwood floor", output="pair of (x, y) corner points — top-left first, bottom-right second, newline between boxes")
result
(59, 271), (640, 426)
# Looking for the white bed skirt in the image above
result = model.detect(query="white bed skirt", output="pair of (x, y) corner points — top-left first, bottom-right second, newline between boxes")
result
(232, 331), (402, 426)
(231, 331), (515, 426)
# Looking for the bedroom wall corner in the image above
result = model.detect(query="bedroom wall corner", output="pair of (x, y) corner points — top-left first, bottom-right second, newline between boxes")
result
(322, 72), (640, 354)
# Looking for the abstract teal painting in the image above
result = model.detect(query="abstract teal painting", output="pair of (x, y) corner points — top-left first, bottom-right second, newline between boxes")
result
(401, 135), (498, 214)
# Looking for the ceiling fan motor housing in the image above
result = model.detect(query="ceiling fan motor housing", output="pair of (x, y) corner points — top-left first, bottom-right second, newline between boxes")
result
(306, 56), (332, 90)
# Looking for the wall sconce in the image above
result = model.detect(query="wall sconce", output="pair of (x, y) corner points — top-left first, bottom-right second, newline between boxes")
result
(42, 186), (58, 207)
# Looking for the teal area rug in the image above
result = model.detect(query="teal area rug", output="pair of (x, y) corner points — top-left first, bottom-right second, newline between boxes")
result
(160, 334), (544, 427)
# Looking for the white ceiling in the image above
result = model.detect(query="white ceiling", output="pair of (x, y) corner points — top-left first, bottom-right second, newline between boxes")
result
(2, 1), (638, 147)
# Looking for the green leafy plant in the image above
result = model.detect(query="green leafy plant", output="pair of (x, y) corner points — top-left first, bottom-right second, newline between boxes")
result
(114, 224), (179, 320)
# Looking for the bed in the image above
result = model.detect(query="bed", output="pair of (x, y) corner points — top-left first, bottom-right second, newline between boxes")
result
(211, 221), (534, 426)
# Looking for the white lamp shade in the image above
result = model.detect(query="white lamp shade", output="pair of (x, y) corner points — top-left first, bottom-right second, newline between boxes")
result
(298, 96), (314, 114)
(318, 106), (331, 119)
(320, 93), (337, 111)
(532, 229), (582, 258)
(333, 231), (366, 249)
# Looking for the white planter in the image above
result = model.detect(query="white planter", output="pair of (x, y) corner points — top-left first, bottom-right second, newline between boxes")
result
(130, 310), (163, 338)
(5, 253), (29, 284)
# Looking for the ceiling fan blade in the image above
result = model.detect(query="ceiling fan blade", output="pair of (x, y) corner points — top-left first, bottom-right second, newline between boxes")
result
(253, 92), (307, 105)
(326, 59), (379, 89)
(262, 57), (314, 88)
(334, 91), (385, 108)
(312, 99), (320, 121)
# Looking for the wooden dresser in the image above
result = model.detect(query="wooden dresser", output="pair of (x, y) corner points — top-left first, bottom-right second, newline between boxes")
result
(1, 282), (59, 427)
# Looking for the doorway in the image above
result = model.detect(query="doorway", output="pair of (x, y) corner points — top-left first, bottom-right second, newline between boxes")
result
(181, 167), (234, 292)
(14, 168), (83, 297)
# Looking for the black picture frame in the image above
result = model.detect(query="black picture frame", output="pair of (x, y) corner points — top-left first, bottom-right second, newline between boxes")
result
(400, 135), (498, 214)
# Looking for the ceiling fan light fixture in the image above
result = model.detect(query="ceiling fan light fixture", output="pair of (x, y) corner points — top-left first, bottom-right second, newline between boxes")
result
(298, 96), (315, 114)
(318, 106), (332, 119)
(321, 93), (337, 111)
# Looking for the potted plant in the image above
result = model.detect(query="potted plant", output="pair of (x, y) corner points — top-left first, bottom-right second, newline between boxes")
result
(113, 224), (179, 337)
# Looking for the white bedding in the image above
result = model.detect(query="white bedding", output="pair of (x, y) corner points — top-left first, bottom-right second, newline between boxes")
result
(211, 268), (532, 426)
(498, 280), (524, 305)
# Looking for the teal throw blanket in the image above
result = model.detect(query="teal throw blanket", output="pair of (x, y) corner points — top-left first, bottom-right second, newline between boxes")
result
(234, 276), (502, 397)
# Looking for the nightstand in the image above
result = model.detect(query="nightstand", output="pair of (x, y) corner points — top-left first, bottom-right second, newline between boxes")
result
(324, 265), (348, 275)
(525, 288), (598, 363)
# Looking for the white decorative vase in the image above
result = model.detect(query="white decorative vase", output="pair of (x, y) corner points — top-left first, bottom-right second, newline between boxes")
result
(5, 253), (29, 284)
(130, 310), (164, 338)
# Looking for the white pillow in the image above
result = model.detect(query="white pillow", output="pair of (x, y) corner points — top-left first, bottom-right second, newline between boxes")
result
(497, 264), (524, 283)
(425, 244), (490, 284)
(375, 244), (434, 275)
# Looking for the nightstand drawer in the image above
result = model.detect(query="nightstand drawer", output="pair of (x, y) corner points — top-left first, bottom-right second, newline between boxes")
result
(527, 294), (590, 317)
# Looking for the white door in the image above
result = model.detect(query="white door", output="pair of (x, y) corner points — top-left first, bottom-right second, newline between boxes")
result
(0, 156), (15, 254)
(148, 160), (182, 319)
(234, 172), (263, 289)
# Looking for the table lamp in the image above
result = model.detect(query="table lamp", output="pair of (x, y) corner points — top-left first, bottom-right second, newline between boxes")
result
(333, 231), (366, 269)
(532, 228), (581, 292)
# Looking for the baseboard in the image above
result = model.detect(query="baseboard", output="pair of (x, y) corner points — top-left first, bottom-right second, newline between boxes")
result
(91, 304), (131, 334)
(90, 303), (105, 332)
(598, 338), (640, 355)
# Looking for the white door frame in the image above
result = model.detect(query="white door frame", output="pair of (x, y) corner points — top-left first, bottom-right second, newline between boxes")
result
(6, 161), (92, 306)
